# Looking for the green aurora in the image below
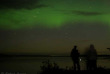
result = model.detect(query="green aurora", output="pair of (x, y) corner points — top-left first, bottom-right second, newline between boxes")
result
(0, 0), (110, 55)
(0, 0), (110, 29)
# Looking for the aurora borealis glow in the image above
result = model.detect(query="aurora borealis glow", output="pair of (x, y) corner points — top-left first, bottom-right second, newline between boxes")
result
(1, 0), (110, 29)
(0, 0), (110, 55)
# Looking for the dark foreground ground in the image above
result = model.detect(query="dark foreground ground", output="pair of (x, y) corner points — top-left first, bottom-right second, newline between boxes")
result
(40, 70), (110, 74)
(40, 60), (110, 74)
(40, 67), (110, 74)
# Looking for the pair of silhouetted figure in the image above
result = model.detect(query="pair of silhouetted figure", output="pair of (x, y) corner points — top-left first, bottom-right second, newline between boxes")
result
(71, 44), (97, 71)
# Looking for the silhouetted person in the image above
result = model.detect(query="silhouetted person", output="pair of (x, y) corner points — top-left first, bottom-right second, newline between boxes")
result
(85, 44), (97, 70)
(70, 45), (80, 71)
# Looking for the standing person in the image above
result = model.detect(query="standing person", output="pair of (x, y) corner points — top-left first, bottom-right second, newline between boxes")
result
(70, 45), (80, 71)
(85, 44), (97, 70)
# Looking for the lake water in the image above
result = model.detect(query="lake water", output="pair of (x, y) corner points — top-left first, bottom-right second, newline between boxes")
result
(0, 57), (110, 74)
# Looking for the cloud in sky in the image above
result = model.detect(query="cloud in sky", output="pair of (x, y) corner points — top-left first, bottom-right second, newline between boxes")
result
(72, 10), (106, 16)
(0, 0), (49, 9)
(59, 10), (108, 16)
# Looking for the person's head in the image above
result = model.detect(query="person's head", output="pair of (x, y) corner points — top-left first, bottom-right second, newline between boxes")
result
(90, 44), (95, 49)
(74, 45), (77, 49)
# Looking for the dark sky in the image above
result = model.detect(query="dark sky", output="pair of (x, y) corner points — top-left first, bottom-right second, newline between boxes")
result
(0, 0), (110, 55)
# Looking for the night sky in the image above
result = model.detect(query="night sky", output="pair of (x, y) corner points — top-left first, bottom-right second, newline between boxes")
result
(0, 0), (110, 55)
